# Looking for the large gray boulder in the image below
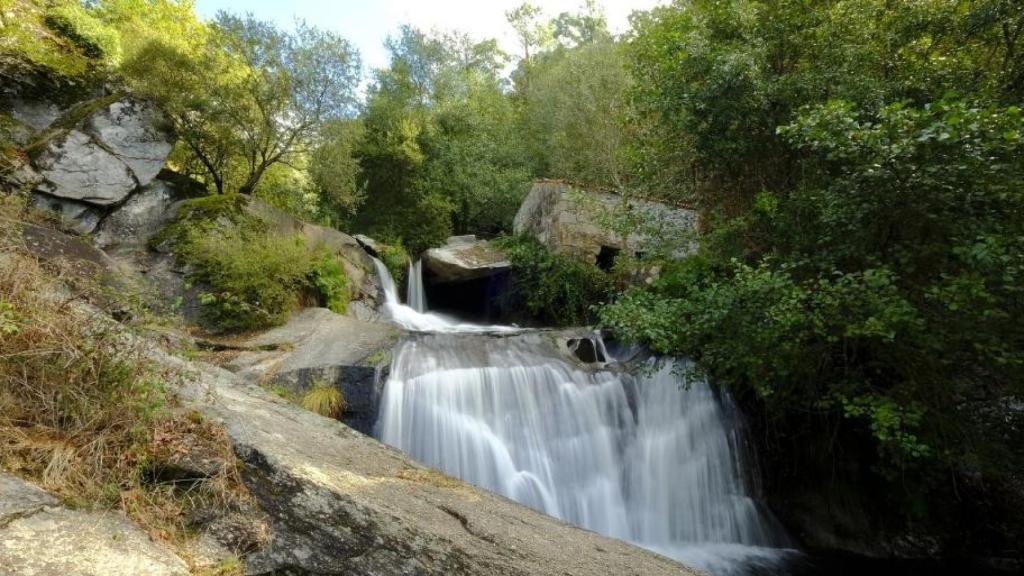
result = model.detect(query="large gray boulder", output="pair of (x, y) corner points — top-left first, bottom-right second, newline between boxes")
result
(34, 129), (138, 205)
(31, 192), (104, 234)
(513, 181), (698, 265)
(423, 234), (510, 283)
(87, 99), (173, 186)
(94, 179), (180, 250)
(31, 96), (173, 208)
(0, 473), (189, 576)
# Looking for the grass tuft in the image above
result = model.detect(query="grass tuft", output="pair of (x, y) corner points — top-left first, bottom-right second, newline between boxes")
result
(300, 380), (345, 419)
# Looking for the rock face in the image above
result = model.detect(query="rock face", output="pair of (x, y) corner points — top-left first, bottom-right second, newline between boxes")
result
(0, 473), (189, 576)
(27, 96), (173, 213)
(31, 192), (104, 234)
(513, 181), (698, 266)
(86, 98), (173, 186)
(423, 235), (510, 283)
(168, 354), (698, 576)
(35, 129), (139, 205)
(94, 179), (181, 250)
(222, 307), (395, 435)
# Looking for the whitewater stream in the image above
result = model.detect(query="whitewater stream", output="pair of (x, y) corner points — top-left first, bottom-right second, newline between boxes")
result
(371, 259), (795, 575)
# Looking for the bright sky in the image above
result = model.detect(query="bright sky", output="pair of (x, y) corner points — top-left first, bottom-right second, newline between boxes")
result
(194, 0), (665, 73)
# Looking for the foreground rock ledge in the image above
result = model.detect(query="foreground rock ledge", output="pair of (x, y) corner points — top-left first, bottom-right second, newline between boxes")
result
(172, 355), (699, 576)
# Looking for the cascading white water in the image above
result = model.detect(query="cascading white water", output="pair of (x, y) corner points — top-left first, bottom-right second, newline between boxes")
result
(371, 257), (516, 333)
(406, 259), (426, 312)
(371, 258), (793, 575)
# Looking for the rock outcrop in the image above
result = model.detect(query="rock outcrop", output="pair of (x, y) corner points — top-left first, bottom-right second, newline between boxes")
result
(32, 96), (173, 207)
(422, 234), (510, 283)
(0, 473), (189, 576)
(513, 180), (698, 266)
(222, 307), (395, 435)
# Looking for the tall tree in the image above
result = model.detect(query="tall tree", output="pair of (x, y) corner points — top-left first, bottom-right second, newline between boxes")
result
(121, 13), (360, 195)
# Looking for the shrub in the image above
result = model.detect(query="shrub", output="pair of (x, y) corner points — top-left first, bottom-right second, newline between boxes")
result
(161, 195), (353, 331)
(301, 381), (345, 418)
(378, 241), (409, 286)
(309, 251), (349, 315)
(495, 235), (613, 326)
(183, 227), (312, 333)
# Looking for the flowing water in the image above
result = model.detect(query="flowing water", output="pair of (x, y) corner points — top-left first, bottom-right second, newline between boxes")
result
(406, 259), (426, 312)
(372, 258), (794, 575)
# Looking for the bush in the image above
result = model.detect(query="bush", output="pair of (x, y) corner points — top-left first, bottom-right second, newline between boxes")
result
(182, 227), (312, 333)
(378, 241), (409, 287)
(309, 250), (349, 315)
(162, 194), (354, 332)
(495, 235), (613, 326)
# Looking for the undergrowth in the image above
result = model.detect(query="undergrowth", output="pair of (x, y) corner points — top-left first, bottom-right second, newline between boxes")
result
(0, 196), (261, 569)
(157, 194), (353, 332)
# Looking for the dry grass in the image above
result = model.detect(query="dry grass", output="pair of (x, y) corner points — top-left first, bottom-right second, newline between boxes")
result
(0, 195), (261, 567)
(300, 380), (346, 418)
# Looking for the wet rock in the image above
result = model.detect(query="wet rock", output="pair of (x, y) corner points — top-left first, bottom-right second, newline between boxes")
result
(422, 234), (510, 283)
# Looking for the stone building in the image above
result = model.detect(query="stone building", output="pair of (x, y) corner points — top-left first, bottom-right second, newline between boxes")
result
(513, 180), (698, 269)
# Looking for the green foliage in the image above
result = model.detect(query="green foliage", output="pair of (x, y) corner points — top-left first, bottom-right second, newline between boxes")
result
(309, 251), (349, 315)
(301, 381), (346, 419)
(184, 228), (312, 332)
(496, 235), (612, 326)
(378, 242), (409, 286)
(355, 26), (531, 248)
(611, 0), (1024, 525)
(120, 11), (360, 196)
(44, 2), (121, 62)
(159, 194), (352, 331)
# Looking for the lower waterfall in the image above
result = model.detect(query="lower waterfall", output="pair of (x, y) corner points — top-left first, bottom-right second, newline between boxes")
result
(371, 259), (793, 575)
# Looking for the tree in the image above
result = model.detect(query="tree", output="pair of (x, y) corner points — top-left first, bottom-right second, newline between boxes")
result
(121, 13), (360, 195)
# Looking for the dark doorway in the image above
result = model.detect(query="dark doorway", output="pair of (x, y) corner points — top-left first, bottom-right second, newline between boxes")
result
(596, 245), (620, 272)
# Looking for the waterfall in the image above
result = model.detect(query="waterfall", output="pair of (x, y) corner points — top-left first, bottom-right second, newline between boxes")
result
(370, 258), (793, 575)
(406, 259), (426, 312)
(371, 257), (516, 333)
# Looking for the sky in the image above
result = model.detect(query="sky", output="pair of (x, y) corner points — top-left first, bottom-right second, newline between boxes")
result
(193, 0), (666, 73)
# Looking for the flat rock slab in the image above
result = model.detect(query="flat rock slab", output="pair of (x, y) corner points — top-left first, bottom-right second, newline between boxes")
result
(226, 307), (395, 380)
(423, 235), (510, 283)
(0, 474), (57, 525)
(0, 473), (188, 576)
(171, 355), (700, 576)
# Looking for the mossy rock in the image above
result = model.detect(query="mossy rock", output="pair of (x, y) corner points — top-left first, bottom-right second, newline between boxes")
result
(149, 194), (265, 252)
